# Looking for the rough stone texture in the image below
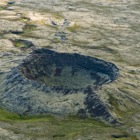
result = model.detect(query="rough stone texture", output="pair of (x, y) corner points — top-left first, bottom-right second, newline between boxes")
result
(20, 49), (119, 87)
(0, 0), (140, 139)
(0, 19), (25, 33)
(0, 127), (26, 140)
(0, 39), (18, 52)
(0, 49), (119, 124)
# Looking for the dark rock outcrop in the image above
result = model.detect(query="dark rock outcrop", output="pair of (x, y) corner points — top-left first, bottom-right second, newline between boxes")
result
(20, 49), (119, 89)
(0, 49), (119, 123)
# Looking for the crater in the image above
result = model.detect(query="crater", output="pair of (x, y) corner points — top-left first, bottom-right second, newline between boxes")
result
(19, 49), (119, 91)
(0, 48), (119, 122)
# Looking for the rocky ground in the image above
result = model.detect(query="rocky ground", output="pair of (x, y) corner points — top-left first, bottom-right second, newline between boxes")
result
(0, 0), (140, 139)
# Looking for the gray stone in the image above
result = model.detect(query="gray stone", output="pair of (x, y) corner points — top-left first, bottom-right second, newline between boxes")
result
(0, 49), (119, 124)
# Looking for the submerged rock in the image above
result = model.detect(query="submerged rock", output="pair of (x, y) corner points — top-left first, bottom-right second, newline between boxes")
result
(0, 49), (119, 123)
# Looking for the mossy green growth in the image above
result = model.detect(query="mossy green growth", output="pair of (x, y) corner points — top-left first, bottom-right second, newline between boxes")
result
(20, 24), (37, 37)
(0, 108), (53, 122)
(52, 12), (63, 19)
(47, 117), (109, 139)
(12, 39), (32, 48)
(0, 6), (5, 10)
(23, 24), (37, 34)
(0, 107), (107, 125)
(66, 23), (81, 32)
(52, 38), (61, 43)
(108, 95), (125, 118)
(0, 108), (137, 140)
(12, 39), (24, 48)
(0, 108), (21, 121)
(0, 7), (3, 10)
(20, 17), (30, 22)
(14, 40), (24, 48)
